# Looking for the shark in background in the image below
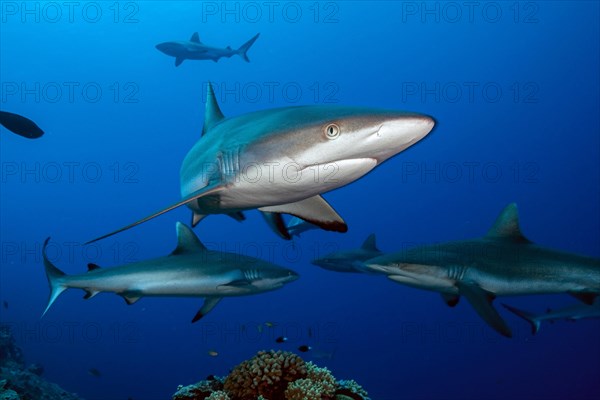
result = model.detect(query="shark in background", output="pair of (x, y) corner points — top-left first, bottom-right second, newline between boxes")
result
(362, 203), (600, 337)
(156, 32), (260, 66)
(312, 234), (383, 273)
(87, 83), (435, 243)
(502, 299), (600, 335)
(0, 110), (44, 139)
(43, 222), (298, 322)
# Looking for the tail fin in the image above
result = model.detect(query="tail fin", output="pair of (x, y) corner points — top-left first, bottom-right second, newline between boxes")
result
(502, 303), (541, 335)
(42, 238), (67, 317)
(237, 33), (260, 62)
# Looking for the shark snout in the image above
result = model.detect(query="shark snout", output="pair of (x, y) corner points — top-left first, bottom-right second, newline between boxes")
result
(378, 115), (435, 143)
(280, 269), (300, 284)
(155, 42), (177, 55)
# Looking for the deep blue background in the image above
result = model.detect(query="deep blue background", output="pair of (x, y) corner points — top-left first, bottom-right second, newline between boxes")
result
(1, 2), (599, 399)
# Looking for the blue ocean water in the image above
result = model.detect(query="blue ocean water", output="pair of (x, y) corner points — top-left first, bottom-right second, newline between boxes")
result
(0, 1), (599, 399)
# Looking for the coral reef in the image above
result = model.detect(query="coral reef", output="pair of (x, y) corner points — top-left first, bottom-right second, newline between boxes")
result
(172, 350), (370, 400)
(223, 350), (307, 400)
(0, 325), (82, 400)
(173, 377), (224, 400)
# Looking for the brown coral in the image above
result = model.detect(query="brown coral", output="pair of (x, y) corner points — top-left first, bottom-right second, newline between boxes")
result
(223, 350), (307, 400)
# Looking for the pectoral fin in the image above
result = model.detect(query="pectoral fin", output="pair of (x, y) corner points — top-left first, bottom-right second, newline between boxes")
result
(85, 182), (224, 244)
(569, 292), (598, 305)
(259, 195), (347, 234)
(261, 211), (292, 240)
(441, 293), (460, 307)
(456, 282), (512, 338)
(192, 297), (222, 323)
(175, 57), (184, 67)
(219, 279), (252, 289)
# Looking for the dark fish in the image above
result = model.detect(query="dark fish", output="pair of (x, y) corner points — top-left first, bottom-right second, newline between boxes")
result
(298, 345), (311, 353)
(3, 301), (7, 309)
(0, 111), (44, 139)
(88, 368), (102, 377)
(275, 336), (287, 343)
(206, 374), (216, 381)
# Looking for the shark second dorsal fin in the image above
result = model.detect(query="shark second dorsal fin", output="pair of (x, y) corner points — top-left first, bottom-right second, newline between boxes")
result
(485, 203), (531, 244)
(171, 222), (207, 255)
(190, 32), (200, 43)
(202, 83), (225, 135)
(87, 263), (101, 271)
(361, 234), (379, 252)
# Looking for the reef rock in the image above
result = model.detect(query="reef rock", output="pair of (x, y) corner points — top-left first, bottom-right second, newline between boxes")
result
(0, 325), (82, 400)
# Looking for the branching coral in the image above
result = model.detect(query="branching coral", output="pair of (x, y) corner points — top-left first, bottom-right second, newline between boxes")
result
(223, 350), (307, 400)
(173, 378), (224, 400)
(206, 391), (230, 400)
(172, 351), (369, 400)
(336, 380), (370, 400)
(285, 361), (339, 399)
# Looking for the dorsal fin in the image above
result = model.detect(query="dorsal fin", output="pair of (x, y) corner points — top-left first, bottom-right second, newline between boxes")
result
(202, 82), (225, 136)
(171, 222), (207, 255)
(485, 203), (531, 244)
(87, 263), (101, 271)
(190, 32), (201, 43)
(361, 234), (380, 252)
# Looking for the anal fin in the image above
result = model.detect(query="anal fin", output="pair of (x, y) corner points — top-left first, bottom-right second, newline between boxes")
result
(83, 289), (100, 300)
(120, 291), (142, 305)
(456, 282), (512, 338)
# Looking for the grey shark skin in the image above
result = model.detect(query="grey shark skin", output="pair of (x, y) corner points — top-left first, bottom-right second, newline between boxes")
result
(156, 32), (260, 66)
(363, 204), (600, 338)
(43, 222), (298, 322)
(502, 300), (600, 335)
(87, 83), (435, 243)
(312, 234), (383, 273)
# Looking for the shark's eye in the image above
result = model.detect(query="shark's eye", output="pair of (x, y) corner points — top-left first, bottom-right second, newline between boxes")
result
(324, 123), (340, 140)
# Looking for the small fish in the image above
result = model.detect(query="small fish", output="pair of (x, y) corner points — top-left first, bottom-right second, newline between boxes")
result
(208, 350), (219, 357)
(3, 301), (7, 309)
(88, 368), (102, 377)
(257, 325), (263, 333)
(206, 374), (216, 381)
(275, 336), (287, 343)
(298, 345), (311, 353)
(264, 322), (275, 328)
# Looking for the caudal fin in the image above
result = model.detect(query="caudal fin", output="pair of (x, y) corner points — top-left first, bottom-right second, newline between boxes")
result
(237, 33), (260, 62)
(502, 303), (541, 335)
(42, 238), (67, 317)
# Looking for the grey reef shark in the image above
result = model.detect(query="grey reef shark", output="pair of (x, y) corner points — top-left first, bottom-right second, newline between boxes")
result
(43, 222), (299, 322)
(312, 234), (383, 273)
(86, 83), (435, 243)
(363, 203), (600, 338)
(155, 32), (260, 66)
(502, 299), (600, 335)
